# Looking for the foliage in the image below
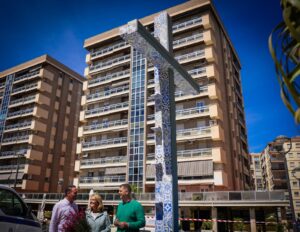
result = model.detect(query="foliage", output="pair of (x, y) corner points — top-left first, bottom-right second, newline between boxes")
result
(276, 223), (285, 232)
(201, 221), (212, 230)
(63, 210), (91, 232)
(44, 210), (52, 219)
(269, 0), (300, 123)
(233, 217), (245, 231)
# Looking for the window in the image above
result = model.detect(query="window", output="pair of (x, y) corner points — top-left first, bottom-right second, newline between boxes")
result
(0, 189), (26, 217)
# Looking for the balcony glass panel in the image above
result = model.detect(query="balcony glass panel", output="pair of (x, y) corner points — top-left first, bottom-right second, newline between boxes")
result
(172, 17), (202, 32)
(84, 119), (128, 131)
(91, 41), (129, 58)
(82, 137), (127, 148)
(88, 70), (130, 86)
(85, 102), (129, 116)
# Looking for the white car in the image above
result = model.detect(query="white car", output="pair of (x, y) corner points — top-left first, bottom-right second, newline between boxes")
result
(0, 185), (42, 232)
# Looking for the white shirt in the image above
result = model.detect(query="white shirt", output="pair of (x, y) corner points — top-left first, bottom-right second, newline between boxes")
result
(49, 198), (78, 232)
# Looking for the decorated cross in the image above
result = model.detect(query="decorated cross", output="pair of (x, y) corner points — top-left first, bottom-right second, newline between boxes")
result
(120, 12), (199, 231)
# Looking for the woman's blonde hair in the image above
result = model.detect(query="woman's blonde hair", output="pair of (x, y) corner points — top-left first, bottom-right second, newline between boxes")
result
(89, 193), (104, 212)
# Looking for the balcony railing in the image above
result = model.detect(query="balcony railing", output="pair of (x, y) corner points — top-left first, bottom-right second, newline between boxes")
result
(177, 127), (211, 137)
(147, 148), (212, 161)
(91, 41), (129, 58)
(0, 164), (25, 171)
(0, 83), (5, 88)
(0, 149), (28, 158)
(22, 191), (287, 204)
(88, 70), (130, 86)
(2, 134), (30, 143)
(175, 85), (208, 98)
(7, 108), (34, 118)
(79, 175), (126, 184)
(175, 50), (205, 63)
(5, 121), (32, 131)
(14, 70), (40, 82)
(86, 85), (129, 101)
(80, 156), (127, 167)
(89, 54), (130, 73)
(12, 82), (38, 94)
(188, 67), (206, 76)
(176, 106), (209, 117)
(83, 119), (128, 131)
(10, 95), (35, 106)
(82, 137), (127, 149)
(85, 102), (129, 116)
(147, 106), (209, 121)
(172, 17), (202, 32)
(173, 33), (203, 47)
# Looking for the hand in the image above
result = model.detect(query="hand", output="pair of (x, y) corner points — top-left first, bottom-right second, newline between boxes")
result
(114, 219), (120, 226)
(118, 222), (129, 229)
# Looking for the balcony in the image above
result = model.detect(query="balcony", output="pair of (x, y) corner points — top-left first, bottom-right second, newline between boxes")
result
(84, 102), (129, 119)
(172, 17), (202, 33)
(80, 156), (127, 169)
(0, 164), (25, 173)
(0, 149), (28, 159)
(86, 85), (129, 103)
(2, 134), (30, 145)
(4, 121), (32, 132)
(175, 50), (205, 64)
(177, 127), (211, 140)
(82, 137), (127, 151)
(6, 108), (34, 119)
(147, 148), (212, 162)
(78, 175), (126, 188)
(176, 106), (209, 120)
(87, 70), (130, 88)
(147, 106), (209, 124)
(0, 82), (5, 89)
(173, 33), (203, 49)
(11, 82), (38, 95)
(14, 70), (40, 84)
(90, 41), (130, 60)
(89, 54), (130, 74)
(9, 95), (36, 108)
(83, 119), (128, 135)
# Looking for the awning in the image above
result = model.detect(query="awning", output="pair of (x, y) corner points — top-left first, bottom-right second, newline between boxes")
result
(146, 160), (213, 178)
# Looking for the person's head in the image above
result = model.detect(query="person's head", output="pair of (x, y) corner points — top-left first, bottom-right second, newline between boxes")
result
(89, 193), (104, 213)
(118, 183), (132, 202)
(64, 185), (78, 203)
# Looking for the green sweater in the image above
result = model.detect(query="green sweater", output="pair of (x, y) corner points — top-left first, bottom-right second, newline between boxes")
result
(116, 199), (145, 232)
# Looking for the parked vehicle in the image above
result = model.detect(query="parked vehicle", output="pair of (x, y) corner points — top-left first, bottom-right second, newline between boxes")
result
(0, 185), (42, 232)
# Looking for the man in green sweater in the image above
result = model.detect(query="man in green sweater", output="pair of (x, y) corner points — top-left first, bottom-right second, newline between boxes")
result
(114, 183), (145, 231)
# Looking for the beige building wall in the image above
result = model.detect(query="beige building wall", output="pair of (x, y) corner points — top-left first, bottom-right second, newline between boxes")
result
(75, 0), (250, 192)
(0, 55), (84, 192)
(260, 136), (300, 220)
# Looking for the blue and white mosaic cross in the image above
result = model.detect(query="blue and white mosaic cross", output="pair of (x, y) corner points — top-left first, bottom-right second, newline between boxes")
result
(120, 12), (199, 231)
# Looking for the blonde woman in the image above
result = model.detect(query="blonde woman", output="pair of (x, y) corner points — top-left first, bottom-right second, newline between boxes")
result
(86, 193), (111, 232)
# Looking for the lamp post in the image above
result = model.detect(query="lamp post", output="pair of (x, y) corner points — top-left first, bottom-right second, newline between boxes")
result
(272, 135), (296, 231)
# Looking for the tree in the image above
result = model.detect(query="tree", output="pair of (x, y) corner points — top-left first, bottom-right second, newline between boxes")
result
(269, 0), (300, 123)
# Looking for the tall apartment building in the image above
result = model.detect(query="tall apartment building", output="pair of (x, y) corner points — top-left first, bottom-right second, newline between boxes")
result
(250, 153), (263, 190)
(260, 136), (300, 220)
(0, 55), (84, 192)
(75, 0), (250, 192)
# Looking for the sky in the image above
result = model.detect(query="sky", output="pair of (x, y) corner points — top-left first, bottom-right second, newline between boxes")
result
(0, 0), (299, 152)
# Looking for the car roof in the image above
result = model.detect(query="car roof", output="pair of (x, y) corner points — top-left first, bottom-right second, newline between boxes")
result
(0, 185), (21, 195)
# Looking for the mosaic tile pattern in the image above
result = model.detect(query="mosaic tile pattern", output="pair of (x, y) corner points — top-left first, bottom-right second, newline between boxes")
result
(120, 11), (198, 232)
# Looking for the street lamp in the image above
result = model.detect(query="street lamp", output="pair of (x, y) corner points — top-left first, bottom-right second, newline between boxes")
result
(58, 178), (64, 200)
(272, 135), (296, 231)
